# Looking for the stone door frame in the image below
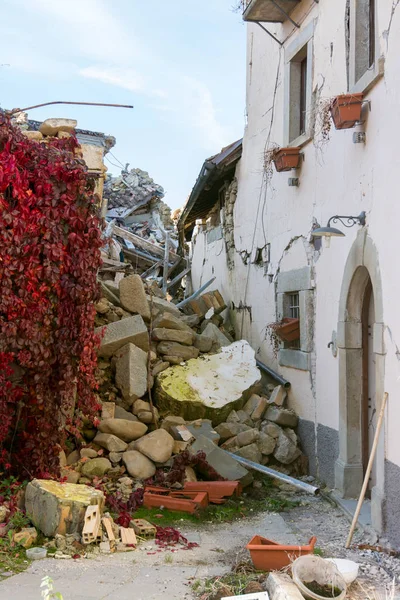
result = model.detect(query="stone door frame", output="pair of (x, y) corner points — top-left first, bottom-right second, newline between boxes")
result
(334, 229), (386, 533)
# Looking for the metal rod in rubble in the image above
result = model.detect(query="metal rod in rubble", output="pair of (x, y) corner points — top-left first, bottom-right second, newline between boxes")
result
(226, 452), (320, 496)
(176, 277), (216, 309)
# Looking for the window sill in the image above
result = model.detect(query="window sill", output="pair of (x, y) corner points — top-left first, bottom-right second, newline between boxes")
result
(278, 349), (310, 371)
(350, 56), (385, 95)
(287, 131), (312, 149)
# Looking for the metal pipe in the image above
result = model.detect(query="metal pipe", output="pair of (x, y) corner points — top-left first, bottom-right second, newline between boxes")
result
(8, 101), (134, 115)
(227, 452), (320, 496)
(256, 359), (291, 389)
(176, 277), (216, 308)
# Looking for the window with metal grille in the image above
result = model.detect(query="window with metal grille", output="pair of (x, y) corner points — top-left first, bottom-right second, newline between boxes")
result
(285, 292), (300, 349)
(289, 293), (300, 319)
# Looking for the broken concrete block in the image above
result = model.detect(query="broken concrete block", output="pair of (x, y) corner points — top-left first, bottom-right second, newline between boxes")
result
(93, 432), (128, 453)
(234, 443), (262, 463)
(243, 394), (263, 415)
(119, 274), (151, 320)
(25, 480), (104, 538)
(257, 432), (276, 455)
(170, 425), (195, 442)
(236, 409), (254, 426)
(39, 118), (77, 136)
(186, 420), (220, 445)
(268, 385), (287, 407)
(251, 396), (268, 420)
(266, 572), (304, 600)
(264, 406), (298, 428)
(114, 405), (138, 422)
(157, 341), (199, 360)
(153, 328), (194, 345)
(96, 315), (149, 358)
(134, 429), (174, 463)
(191, 435), (252, 486)
(155, 341), (261, 424)
(201, 323), (231, 350)
(115, 343), (148, 404)
(215, 422), (251, 441)
(273, 430), (301, 464)
(81, 457), (112, 479)
(98, 418), (147, 442)
(237, 428), (259, 448)
(122, 450), (156, 479)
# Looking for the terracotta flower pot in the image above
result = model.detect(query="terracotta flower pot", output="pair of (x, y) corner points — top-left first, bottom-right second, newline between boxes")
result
(273, 147), (301, 172)
(330, 93), (363, 129)
(272, 317), (300, 342)
(246, 535), (317, 571)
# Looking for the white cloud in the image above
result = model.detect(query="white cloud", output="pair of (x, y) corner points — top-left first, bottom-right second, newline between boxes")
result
(79, 66), (146, 93)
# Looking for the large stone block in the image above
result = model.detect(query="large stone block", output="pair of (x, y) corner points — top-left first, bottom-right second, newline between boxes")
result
(93, 432), (128, 453)
(191, 435), (252, 486)
(149, 296), (181, 317)
(273, 430), (301, 464)
(153, 312), (192, 332)
(81, 457), (112, 479)
(96, 315), (149, 358)
(115, 343), (148, 403)
(39, 118), (77, 137)
(264, 406), (298, 428)
(122, 451), (156, 479)
(152, 328), (194, 345)
(119, 275), (151, 320)
(98, 418), (147, 442)
(201, 323), (231, 350)
(155, 341), (261, 424)
(25, 479), (104, 537)
(134, 429), (174, 463)
(269, 385), (287, 407)
(157, 341), (199, 360)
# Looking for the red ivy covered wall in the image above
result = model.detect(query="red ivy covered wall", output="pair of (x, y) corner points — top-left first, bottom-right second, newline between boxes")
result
(0, 116), (103, 478)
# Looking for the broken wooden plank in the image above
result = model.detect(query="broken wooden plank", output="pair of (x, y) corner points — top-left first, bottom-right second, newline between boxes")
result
(82, 505), (101, 544)
(101, 257), (130, 268)
(113, 224), (178, 263)
(120, 527), (137, 546)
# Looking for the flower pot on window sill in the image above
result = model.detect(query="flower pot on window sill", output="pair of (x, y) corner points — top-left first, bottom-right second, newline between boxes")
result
(330, 93), (363, 129)
(273, 147), (301, 172)
(272, 317), (300, 342)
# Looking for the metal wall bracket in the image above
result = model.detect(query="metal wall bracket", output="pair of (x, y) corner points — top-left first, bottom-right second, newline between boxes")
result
(256, 22), (283, 46)
(270, 0), (300, 27)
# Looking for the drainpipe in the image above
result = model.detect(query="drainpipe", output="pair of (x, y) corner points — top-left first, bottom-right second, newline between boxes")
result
(256, 359), (291, 389)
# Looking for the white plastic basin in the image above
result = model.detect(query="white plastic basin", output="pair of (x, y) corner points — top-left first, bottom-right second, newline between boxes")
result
(325, 558), (359, 584)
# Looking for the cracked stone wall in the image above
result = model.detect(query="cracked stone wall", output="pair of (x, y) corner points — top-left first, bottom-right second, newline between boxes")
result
(190, 0), (400, 544)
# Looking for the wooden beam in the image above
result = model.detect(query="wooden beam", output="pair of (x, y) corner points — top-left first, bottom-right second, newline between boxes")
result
(113, 224), (178, 263)
(166, 266), (191, 290)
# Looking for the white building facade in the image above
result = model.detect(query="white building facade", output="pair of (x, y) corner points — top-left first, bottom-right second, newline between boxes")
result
(186, 0), (400, 545)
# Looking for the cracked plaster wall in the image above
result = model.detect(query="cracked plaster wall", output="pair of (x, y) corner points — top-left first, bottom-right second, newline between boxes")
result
(190, 0), (400, 502)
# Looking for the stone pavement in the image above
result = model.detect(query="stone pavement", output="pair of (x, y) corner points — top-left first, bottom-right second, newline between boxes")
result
(0, 511), (298, 600)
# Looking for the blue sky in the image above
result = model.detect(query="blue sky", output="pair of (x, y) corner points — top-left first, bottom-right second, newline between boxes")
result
(0, 0), (246, 209)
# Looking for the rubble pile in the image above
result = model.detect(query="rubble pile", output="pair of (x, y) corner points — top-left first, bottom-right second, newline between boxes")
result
(60, 273), (307, 499)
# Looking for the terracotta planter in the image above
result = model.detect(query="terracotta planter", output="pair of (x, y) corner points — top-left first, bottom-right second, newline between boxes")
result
(330, 93), (363, 129)
(247, 535), (317, 571)
(273, 147), (301, 172)
(272, 317), (300, 342)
